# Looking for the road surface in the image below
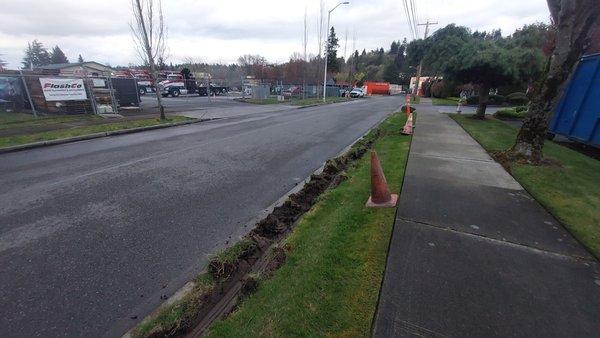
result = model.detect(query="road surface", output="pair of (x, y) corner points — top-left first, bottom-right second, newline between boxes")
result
(0, 96), (402, 337)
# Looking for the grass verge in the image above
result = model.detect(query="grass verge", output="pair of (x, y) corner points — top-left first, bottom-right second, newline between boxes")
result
(493, 107), (527, 119)
(204, 113), (411, 337)
(450, 114), (600, 257)
(0, 111), (100, 130)
(0, 116), (193, 148)
(432, 97), (460, 106)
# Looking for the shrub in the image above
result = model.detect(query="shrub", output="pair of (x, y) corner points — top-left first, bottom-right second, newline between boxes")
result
(430, 80), (445, 98)
(494, 108), (526, 119)
(514, 105), (528, 113)
(507, 92), (529, 105)
(488, 94), (505, 105)
(466, 93), (505, 106)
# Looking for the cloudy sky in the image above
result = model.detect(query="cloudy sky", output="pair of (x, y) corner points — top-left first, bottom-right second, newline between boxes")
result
(0, 0), (550, 69)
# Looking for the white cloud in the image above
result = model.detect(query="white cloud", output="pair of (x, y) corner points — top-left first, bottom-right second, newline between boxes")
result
(0, 0), (550, 69)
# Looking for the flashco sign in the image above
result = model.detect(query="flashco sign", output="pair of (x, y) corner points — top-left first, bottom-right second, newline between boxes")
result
(39, 78), (88, 101)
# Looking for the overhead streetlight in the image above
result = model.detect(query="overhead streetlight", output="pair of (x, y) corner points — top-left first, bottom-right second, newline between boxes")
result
(323, 1), (350, 102)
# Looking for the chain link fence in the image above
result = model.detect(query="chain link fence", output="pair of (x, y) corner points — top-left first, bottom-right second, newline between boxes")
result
(0, 71), (140, 116)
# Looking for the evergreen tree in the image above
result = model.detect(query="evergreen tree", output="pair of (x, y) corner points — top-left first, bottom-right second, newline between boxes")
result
(21, 40), (51, 69)
(389, 41), (399, 54)
(50, 45), (69, 64)
(326, 27), (340, 73)
(382, 61), (400, 83)
(77, 54), (84, 63)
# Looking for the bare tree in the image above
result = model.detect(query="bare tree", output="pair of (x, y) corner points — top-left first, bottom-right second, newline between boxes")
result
(130, 0), (168, 119)
(317, 0), (325, 57)
(511, 0), (600, 162)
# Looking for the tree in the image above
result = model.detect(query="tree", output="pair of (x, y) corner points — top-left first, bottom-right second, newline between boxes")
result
(326, 27), (340, 73)
(130, 0), (168, 120)
(21, 40), (51, 69)
(444, 40), (520, 118)
(382, 61), (400, 83)
(237, 54), (267, 78)
(77, 54), (84, 63)
(512, 0), (600, 162)
(389, 41), (399, 55)
(50, 45), (69, 64)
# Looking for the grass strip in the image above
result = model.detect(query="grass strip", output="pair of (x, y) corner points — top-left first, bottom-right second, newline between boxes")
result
(0, 112), (101, 129)
(431, 97), (460, 106)
(450, 114), (600, 258)
(0, 116), (193, 148)
(204, 112), (411, 337)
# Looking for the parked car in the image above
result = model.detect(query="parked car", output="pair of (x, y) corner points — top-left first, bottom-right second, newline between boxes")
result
(349, 88), (365, 98)
(283, 86), (302, 97)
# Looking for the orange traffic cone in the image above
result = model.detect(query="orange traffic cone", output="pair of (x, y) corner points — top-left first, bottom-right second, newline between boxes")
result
(366, 151), (398, 208)
(401, 113), (413, 135)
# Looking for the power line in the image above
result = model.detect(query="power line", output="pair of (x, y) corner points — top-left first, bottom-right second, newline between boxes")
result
(409, 0), (419, 37)
(402, 0), (416, 39)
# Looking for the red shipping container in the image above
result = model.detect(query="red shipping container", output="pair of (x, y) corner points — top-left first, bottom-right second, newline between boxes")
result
(364, 82), (391, 95)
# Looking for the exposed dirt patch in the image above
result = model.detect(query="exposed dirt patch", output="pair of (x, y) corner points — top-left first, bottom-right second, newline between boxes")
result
(491, 150), (563, 172)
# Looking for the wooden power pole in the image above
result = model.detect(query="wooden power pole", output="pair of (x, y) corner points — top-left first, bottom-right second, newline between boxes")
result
(413, 20), (438, 96)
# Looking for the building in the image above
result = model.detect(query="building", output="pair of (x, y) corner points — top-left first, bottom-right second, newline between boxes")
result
(36, 61), (114, 77)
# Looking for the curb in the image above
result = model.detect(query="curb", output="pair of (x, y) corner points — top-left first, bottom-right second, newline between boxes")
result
(0, 118), (212, 155)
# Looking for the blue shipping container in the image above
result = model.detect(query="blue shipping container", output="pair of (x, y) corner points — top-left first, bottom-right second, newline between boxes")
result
(550, 53), (600, 147)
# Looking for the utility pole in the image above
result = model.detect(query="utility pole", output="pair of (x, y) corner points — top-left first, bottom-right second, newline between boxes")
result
(303, 7), (308, 100)
(323, 1), (350, 102)
(413, 20), (438, 96)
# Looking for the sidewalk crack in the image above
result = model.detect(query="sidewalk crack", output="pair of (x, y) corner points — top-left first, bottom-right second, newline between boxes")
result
(411, 152), (495, 164)
(397, 216), (596, 263)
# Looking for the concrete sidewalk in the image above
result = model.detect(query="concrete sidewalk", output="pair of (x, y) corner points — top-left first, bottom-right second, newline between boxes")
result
(373, 107), (600, 336)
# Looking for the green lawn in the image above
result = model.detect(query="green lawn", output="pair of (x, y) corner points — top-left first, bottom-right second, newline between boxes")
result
(451, 114), (600, 257)
(205, 113), (411, 337)
(0, 111), (100, 130)
(0, 116), (193, 148)
(432, 97), (460, 106)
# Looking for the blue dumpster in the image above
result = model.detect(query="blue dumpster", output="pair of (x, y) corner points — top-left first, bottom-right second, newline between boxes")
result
(550, 53), (600, 147)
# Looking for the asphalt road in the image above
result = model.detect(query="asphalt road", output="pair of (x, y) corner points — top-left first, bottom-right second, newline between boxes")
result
(0, 96), (402, 337)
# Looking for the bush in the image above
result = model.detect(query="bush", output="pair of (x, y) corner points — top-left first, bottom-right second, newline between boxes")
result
(507, 92), (529, 106)
(488, 94), (505, 105)
(466, 94), (505, 106)
(430, 81), (445, 98)
(514, 105), (528, 113)
(494, 108), (526, 119)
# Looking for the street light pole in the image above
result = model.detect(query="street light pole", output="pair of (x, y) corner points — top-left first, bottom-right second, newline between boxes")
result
(323, 1), (349, 102)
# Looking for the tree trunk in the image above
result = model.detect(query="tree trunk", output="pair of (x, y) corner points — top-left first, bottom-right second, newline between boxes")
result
(475, 84), (489, 119)
(512, 0), (600, 162)
(150, 65), (166, 120)
(134, 0), (166, 120)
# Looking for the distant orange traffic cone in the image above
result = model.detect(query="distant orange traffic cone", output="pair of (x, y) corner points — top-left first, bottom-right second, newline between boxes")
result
(366, 151), (398, 208)
(401, 113), (413, 135)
